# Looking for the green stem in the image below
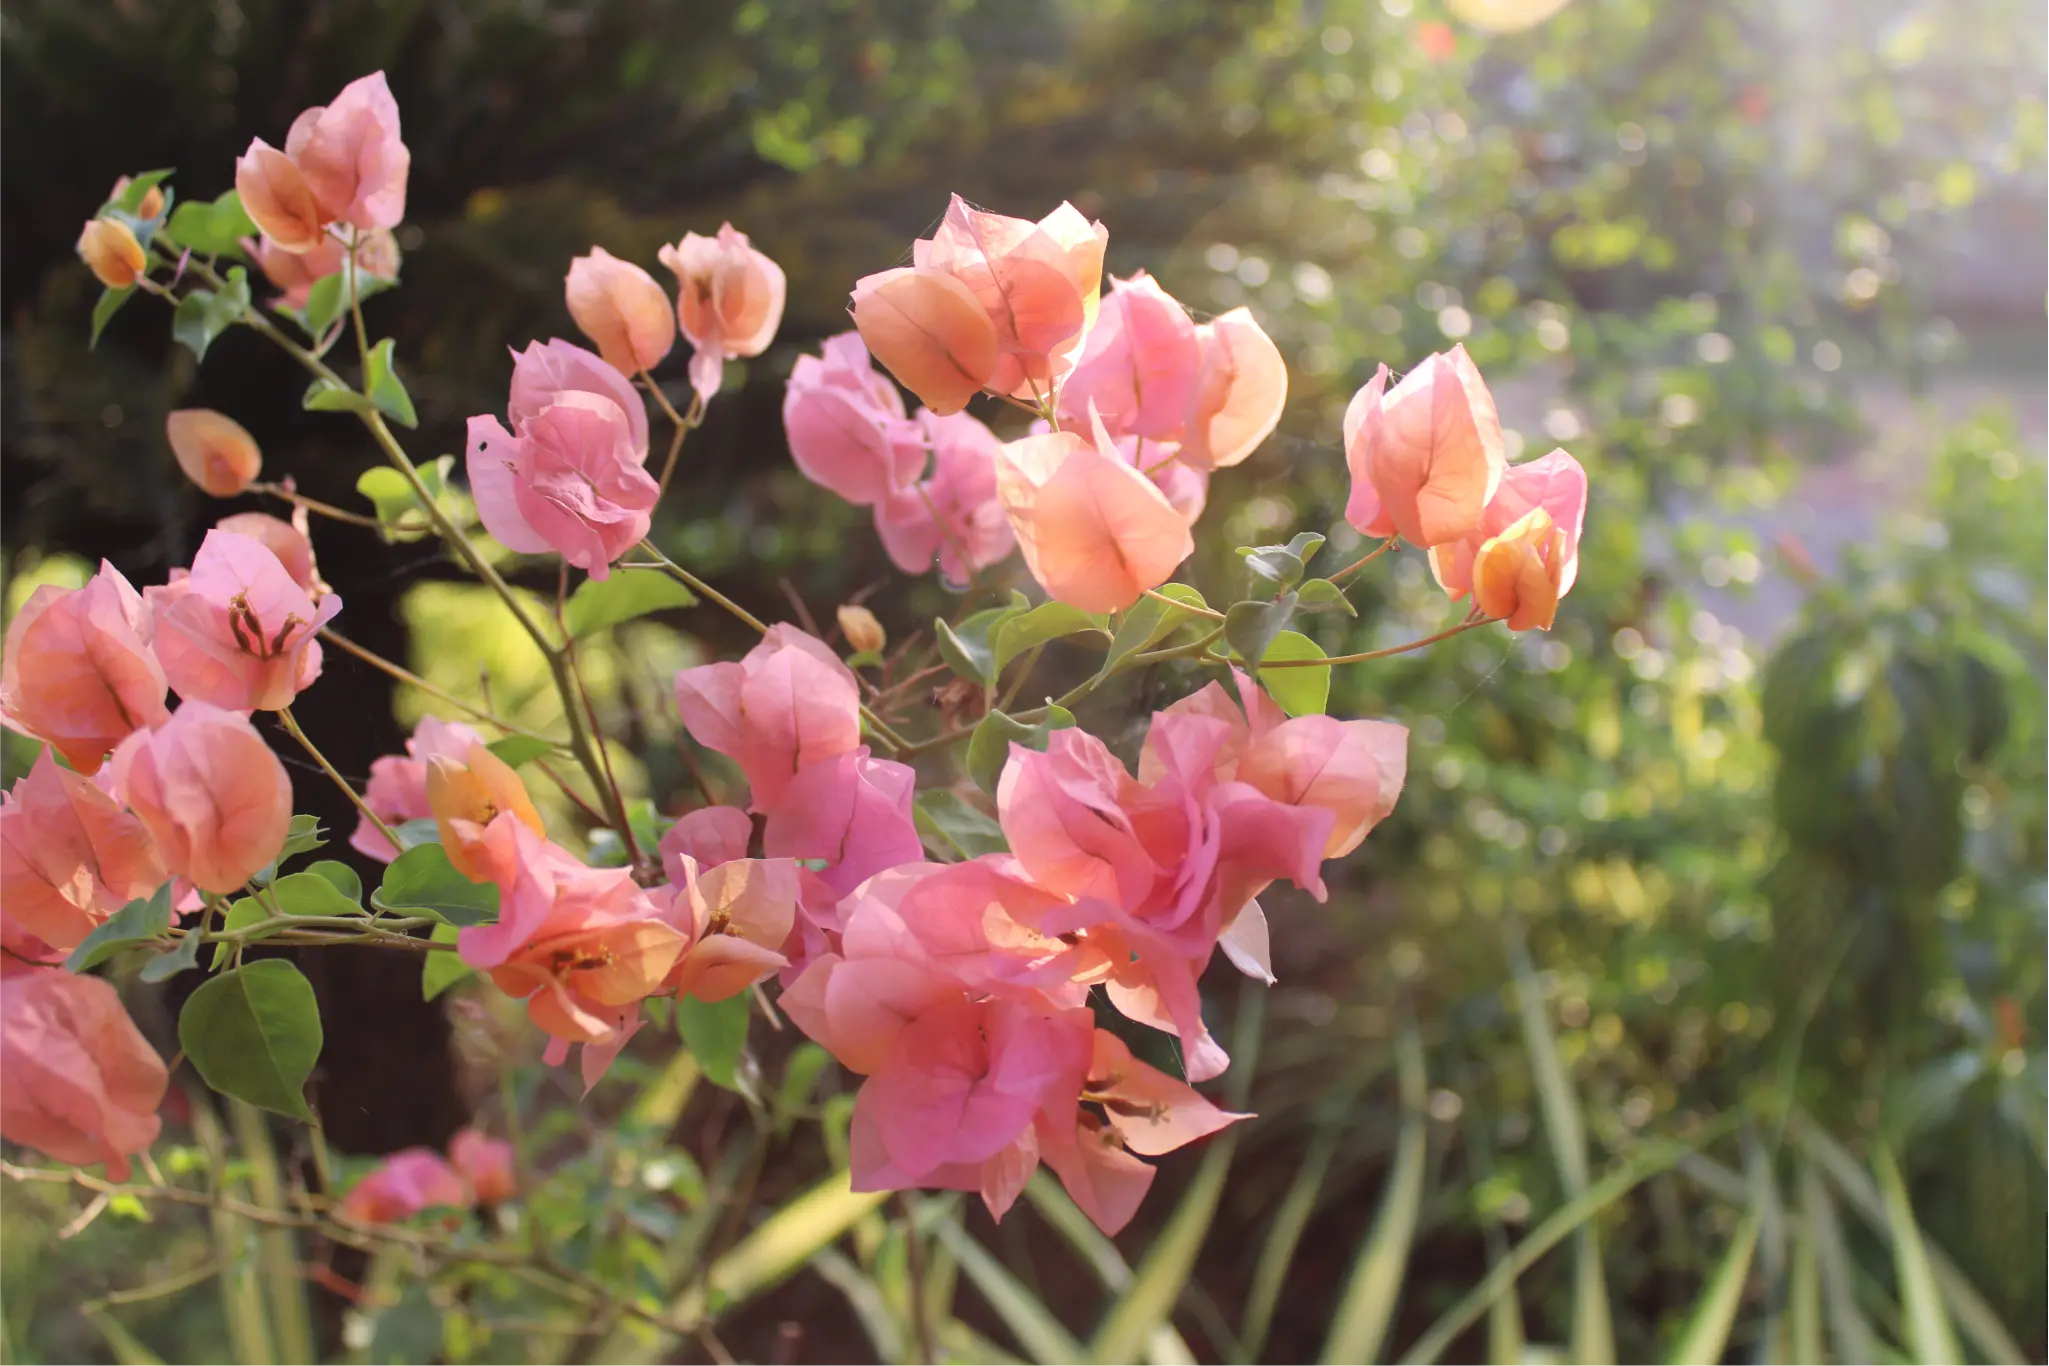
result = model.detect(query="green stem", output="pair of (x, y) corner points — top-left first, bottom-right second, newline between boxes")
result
(276, 705), (398, 849)
(317, 628), (565, 746)
(1330, 537), (1400, 583)
(1259, 616), (1494, 667)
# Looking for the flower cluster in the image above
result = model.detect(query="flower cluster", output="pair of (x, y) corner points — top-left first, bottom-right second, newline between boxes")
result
(19, 68), (1594, 1251)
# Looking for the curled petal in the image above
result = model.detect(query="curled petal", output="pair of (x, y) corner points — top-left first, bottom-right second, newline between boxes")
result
(850, 268), (999, 416)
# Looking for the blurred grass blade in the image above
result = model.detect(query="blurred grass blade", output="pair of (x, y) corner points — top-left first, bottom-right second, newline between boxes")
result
(84, 1310), (166, 1366)
(1664, 1210), (1760, 1365)
(1399, 1110), (1743, 1366)
(1788, 1172), (1824, 1366)
(1508, 922), (1614, 1364)
(1320, 1018), (1428, 1365)
(1744, 1134), (1787, 1362)
(932, 1211), (1084, 1363)
(1240, 1065), (1376, 1363)
(1804, 1158), (1877, 1366)
(1089, 983), (1264, 1365)
(1870, 1141), (1962, 1366)
(813, 1246), (908, 1363)
(1794, 1114), (2024, 1364)
(187, 1091), (274, 1366)
(1024, 1173), (1196, 1364)
(1460, 1067), (1527, 1366)
(229, 1101), (316, 1366)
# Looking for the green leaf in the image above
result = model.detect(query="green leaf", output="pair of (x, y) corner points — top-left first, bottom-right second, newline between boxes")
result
(354, 460), (450, 543)
(914, 791), (1009, 860)
(1873, 1141), (1963, 1366)
(991, 602), (1109, 678)
(106, 169), (174, 216)
(676, 993), (751, 1092)
(391, 818), (442, 851)
(1254, 632), (1331, 717)
(178, 960), (323, 1121)
(1223, 593), (1297, 672)
(138, 927), (204, 984)
(1295, 578), (1358, 616)
(1665, 1210), (1760, 1366)
(373, 843), (500, 926)
(930, 1213), (1084, 1364)
(935, 598), (1027, 686)
(363, 338), (418, 428)
(279, 814), (328, 861)
(89, 286), (135, 349)
(170, 269), (249, 364)
(1099, 583), (1208, 678)
(421, 924), (471, 1001)
(304, 377), (374, 415)
(66, 884), (175, 971)
(966, 705), (1076, 797)
(486, 735), (556, 768)
(1321, 1019), (1429, 1365)
(564, 569), (697, 638)
(294, 268), (396, 340)
(268, 870), (364, 919)
(1238, 533), (1324, 593)
(162, 190), (257, 258)
(302, 860), (363, 903)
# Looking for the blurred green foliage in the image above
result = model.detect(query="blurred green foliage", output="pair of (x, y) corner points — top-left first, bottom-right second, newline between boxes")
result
(3, 0), (2044, 1361)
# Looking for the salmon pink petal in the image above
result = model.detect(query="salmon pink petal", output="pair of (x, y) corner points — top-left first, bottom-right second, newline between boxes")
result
(1, 564), (169, 774)
(1181, 308), (1288, 470)
(234, 141), (326, 253)
(1059, 271), (1201, 441)
(1037, 1115), (1156, 1237)
(0, 750), (166, 954)
(996, 422), (1193, 613)
(762, 751), (922, 896)
(566, 248), (675, 376)
(1345, 345), (1505, 548)
(109, 701), (291, 894)
(509, 339), (649, 452)
(996, 728), (1154, 905)
(850, 267), (1000, 416)
(659, 806), (753, 876)
(1238, 715), (1409, 857)
(1087, 1029), (1249, 1156)
(1429, 447), (1588, 600)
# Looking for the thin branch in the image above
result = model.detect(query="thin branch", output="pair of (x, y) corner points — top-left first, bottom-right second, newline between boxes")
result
(318, 629), (563, 745)
(276, 706), (398, 848)
(1259, 616), (1497, 667)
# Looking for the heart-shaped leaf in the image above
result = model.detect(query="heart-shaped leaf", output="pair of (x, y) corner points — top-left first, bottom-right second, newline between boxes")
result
(677, 994), (753, 1093)
(372, 843), (499, 926)
(364, 338), (419, 428)
(138, 927), (203, 985)
(163, 190), (257, 259)
(1251, 631), (1332, 717)
(991, 603), (1109, 679)
(1295, 578), (1358, 617)
(485, 735), (556, 768)
(89, 286), (135, 349)
(66, 884), (175, 973)
(965, 705), (1078, 796)
(178, 960), (324, 1121)
(270, 870), (364, 919)
(1100, 583), (1209, 678)
(304, 377), (374, 415)
(564, 569), (697, 638)
(913, 791), (1010, 861)
(421, 925), (471, 1001)
(934, 597), (1027, 686)
(1224, 593), (1300, 673)
(171, 267), (250, 363)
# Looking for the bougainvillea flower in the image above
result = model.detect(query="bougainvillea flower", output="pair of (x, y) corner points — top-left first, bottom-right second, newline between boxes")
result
(0, 750), (167, 954)
(165, 409), (262, 498)
(913, 194), (1108, 402)
(76, 219), (146, 289)
(488, 913), (686, 1046)
(763, 749), (924, 897)
(108, 175), (165, 221)
(660, 223), (787, 402)
(565, 247), (675, 377)
(453, 816), (636, 971)
(1429, 447), (1588, 604)
(673, 625), (863, 811)
(1344, 345), (1506, 548)
(283, 71), (410, 233)
(0, 967), (168, 1180)
(109, 701), (291, 893)
(849, 267), (1000, 416)
(1472, 507), (1568, 631)
(234, 144), (326, 253)
(1181, 308), (1289, 471)
(996, 413), (1194, 613)
(659, 806), (753, 873)
(350, 716), (486, 861)
(655, 854), (798, 1001)
(214, 510), (325, 598)
(148, 529), (341, 712)
(337, 1148), (470, 1225)
(424, 743), (544, 883)
(874, 409), (1016, 584)
(467, 340), (659, 579)
(0, 561), (169, 774)
(449, 1128), (517, 1205)
(246, 229), (398, 310)
(783, 332), (926, 506)
(1058, 271), (1202, 441)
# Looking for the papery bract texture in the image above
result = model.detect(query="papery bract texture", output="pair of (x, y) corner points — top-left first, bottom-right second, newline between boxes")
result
(0, 561), (169, 774)
(0, 750), (167, 954)
(875, 409), (1016, 583)
(352, 716), (486, 861)
(1344, 345), (1506, 548)
(147, 529), (341, 712)
(566, 248), (675, 377)
(110, 701), (292, 894)
(0, 967), (168, 1180)
(660, 223), (786, 402)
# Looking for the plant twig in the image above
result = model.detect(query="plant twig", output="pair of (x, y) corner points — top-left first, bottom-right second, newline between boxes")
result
(276, 706), (398, 849)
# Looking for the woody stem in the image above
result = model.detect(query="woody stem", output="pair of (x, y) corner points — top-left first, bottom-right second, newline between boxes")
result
(275, 706), (398, 849)
(246, 482), (385, 529)
(1329, 537), (1400, 583)
(316, 628), (563, 746)
(1257, 615), (1496, 666)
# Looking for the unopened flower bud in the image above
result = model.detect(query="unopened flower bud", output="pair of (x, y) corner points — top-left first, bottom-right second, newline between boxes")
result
(109, 176), (165, 221)
(76, 219), (146, 290)
(165, 409), (262, 497)
(837, 604), (886, 655)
